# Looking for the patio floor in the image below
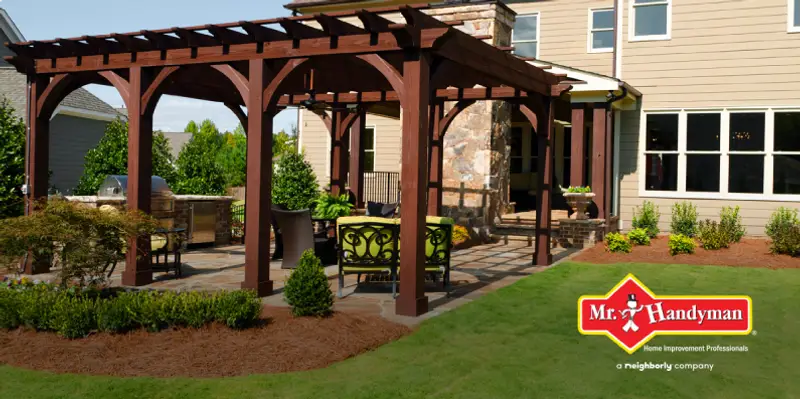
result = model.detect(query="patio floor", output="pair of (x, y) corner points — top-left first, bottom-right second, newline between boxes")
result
(24, 242), (577, 326)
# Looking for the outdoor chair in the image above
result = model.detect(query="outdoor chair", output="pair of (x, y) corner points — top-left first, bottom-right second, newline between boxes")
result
(270, 204), (288, 260)
(272, 208), (336, 269)
(366, 201), (399, 218)
(336, 216), (454, 298)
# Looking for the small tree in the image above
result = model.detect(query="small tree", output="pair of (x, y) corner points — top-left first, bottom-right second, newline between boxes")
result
(216, 130), (247, 188)
(272, 150), (319, 210)
(74, 118), (176, 195)
(174, 119), (226, 195)
(0, 99), (26, 218)
(284, 250), (333, 317)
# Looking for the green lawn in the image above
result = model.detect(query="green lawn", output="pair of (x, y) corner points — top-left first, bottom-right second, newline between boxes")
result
(2, 262), (798, 399)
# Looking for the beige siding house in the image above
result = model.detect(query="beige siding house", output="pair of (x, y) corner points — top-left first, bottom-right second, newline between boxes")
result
(288, 0), (800, 236)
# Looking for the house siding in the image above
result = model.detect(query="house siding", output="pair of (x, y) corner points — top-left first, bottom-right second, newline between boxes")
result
(49, 114), (109, 194)
(617, 0), (800, 236)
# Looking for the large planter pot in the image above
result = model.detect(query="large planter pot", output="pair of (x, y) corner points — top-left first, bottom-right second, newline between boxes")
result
(563, 192), (595, 220)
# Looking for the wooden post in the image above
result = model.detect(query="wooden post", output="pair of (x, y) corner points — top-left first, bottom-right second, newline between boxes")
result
(592, 103), (609, 221)
(534, 97), (554, 266)
(570, 103), (586, 187)
(605, 108), (614, 229)
(396, 52), (430, 317)
(242, 59), (274, 297)
(427, 102), (444, 216)
(349, 108), (367, 208)
(329, 110), (349, 197)
(122, 66), (154, 286)
(23, 75), (51, 274)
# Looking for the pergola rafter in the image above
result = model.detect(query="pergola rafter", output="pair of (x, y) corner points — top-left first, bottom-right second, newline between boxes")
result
(7, 4), (566, 317)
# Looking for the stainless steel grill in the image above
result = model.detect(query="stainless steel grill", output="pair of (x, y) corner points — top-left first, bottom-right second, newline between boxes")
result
(98, 175), (175, 228)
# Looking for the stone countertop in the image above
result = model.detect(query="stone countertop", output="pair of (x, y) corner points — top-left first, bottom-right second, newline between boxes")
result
(65, 195), (233, 201)
(173, 195), (234, 201)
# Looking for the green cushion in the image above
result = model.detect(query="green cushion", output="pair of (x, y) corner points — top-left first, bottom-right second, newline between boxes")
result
(120, 235), (169, 254)
(425, 216), (455, 225)
(232, 200), (245, 207)
(337, 218), (398, 264)
(342, 266), (391, 272)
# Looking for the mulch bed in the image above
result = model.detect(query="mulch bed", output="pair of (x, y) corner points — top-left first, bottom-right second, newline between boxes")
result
(573, 237), (800, 269)
(0, 306), (410, 378)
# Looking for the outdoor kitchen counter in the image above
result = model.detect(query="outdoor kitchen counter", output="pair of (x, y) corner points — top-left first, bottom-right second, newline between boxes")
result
(174, 195), (234, 201)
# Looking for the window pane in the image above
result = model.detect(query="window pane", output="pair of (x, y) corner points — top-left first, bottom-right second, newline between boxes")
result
(511, 127), (523, 156)
(774, 112), (800, 152)
(795, 0), (800, 27)
(364, 152), (375, 173)
(774, 155), (800, 194)
(592, 10), (614, 29)
(513, 15), (538, 41)
(645, 153), (678, 191)
(686, 155), (720, 192)
(530, 157), (539, 173)
(729, 155), (764, 193)
(635, 0), (666, 3)
(514, 42), (537, 58)
(634, 4), (668, 36)
(362, 127), (375, 150)
(645, 114), (678, 151)
(510, 158), (523, 174)
(686, 113), (720, 151)
(531, 132), (539, 156)
(729, 113), (765, 152)
(592, 31), (614, 50)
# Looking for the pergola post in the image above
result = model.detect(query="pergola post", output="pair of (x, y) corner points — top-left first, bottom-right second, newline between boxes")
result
(23, 75), (51, 274)
(533, 97), (554, 266)
(349, 107), (367, 208)
(122, 66), (154, 286)
(396, 52), (431, 317)
(329, 110), (350, 197)
(427, 102), (444, 216)
(570, 102), (586, 187)
(592, 103), (611, 221)
(242, 59), (274, 296)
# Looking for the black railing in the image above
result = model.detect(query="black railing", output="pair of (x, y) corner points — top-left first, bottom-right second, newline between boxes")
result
(363, 171), (400, 204)
(231, 203), (245, 239)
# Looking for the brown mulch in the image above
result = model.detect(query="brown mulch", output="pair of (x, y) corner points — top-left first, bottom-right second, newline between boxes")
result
(0, 306), (411, 378)
(573, 237), (800, 269)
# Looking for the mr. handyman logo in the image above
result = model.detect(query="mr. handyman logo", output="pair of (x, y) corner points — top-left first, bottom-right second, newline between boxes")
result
(578, 274), (752, 354)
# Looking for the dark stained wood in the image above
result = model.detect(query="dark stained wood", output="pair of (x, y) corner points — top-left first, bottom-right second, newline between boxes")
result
(122, 66), (154, 287)
(349, 107), (367, 208)
(279, 18), (329, 40)
(427, 102), (444, 216)
(592, 103), (609, 221)
(140, 30), (184, 50)
(570, 103), (586, 187)
(604, 107), (614, 230)
(225, 103), (248, 134)
(141, 66), (180, 115)
(172, 28), (219, 47)
(22, 75), (51, 275)
(357, 10), (395, 33)
(396, 52), (430, 318)
(242, 59), (274, 297)
(533, 97), (554, 266)
(314, 14), (366, 36)
(205, 25), (251, 45)
(239, 21), (289, 42)
(329, 111), (348, 196)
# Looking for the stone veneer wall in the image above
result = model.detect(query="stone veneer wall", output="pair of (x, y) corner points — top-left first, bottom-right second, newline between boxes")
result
(425, 2), (516, 239)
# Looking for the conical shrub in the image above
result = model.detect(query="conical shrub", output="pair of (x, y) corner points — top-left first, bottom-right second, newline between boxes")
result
(284, 250), (333, 317)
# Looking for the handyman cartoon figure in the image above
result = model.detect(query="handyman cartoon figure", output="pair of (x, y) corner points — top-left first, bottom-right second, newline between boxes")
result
(621, 294), (644, 332)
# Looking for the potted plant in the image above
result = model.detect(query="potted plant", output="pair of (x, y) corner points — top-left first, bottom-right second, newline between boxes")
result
(562, 186), (595, 220)
(313, 193), (354, 237)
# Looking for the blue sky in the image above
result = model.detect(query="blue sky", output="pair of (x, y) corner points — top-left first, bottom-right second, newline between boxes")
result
(2, 0), (298, 134)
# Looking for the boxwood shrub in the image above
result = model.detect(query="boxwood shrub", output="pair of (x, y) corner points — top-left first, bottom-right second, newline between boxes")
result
(628, 228), (651, 246)
(605, 232), (632, 254)
(0, 280), (262, 338)
(668, 234), (696, 256)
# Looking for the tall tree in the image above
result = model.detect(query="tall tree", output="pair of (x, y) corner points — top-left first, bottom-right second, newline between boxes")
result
(74, 118), (176, 195)
(0, 99), (26, 218)
(217, 130), (247, 188)
(184, 120), (199, 134)
(174, 119), (226, 195)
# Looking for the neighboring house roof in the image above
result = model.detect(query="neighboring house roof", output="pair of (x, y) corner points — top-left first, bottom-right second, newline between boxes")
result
(0, 8), (24, 42)
(284, 0), (365, 9)
(161, 132), (192, 160)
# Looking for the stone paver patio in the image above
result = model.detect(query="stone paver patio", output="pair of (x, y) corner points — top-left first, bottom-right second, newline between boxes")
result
(25, 242), (578, 326)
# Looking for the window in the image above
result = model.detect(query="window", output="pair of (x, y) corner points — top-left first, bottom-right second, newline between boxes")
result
(630, 0), (670, 41)
(790, 0), (800, 32)
(642, 109), (800, 200)
(512, 14), (539, 58)
(511, 127), (524, 173)
(589, 8), (614, 53)
(363, 126), (376, 172)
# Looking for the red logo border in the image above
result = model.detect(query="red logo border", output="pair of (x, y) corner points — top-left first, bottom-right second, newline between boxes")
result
(577, 274), (753, 354)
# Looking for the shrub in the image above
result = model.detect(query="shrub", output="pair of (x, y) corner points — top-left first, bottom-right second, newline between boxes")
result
(0, 289), (20, 329)
(719, 206), (746, 244)
(565, 186), (592, 193)
(51, 295), (97, 338)
(670, 201), (698, 237)
(0, 98), (26, 218)
(313, 193), (353, 219)
(214, 290), (262, 329)
(628, 228), (651, 246)
(632, 201), (661, 238)
(174, 120), (227, 196)
(605, 232), (632, 253)
(272, 151), (320, 211)
(765, 207), (800, 256)
(96, 293), (137, 333)
(697, 219), (728, 250)
(668, 234), (695, 256)
(452, 225), (470, 246)
(284, 250), (333, 317)
(765, 207), (799, 240)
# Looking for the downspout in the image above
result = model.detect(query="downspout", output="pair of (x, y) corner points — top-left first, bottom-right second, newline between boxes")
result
(606, 84), (627, 230)
(23, 78), (31, 215)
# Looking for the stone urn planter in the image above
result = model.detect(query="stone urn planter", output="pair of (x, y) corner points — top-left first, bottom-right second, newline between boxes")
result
(563, 192), (595, 220)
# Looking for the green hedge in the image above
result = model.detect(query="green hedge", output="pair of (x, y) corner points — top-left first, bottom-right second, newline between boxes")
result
(0, 281), (262, 338)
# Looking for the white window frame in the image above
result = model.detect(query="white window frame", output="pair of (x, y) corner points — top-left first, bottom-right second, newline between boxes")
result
(789, 0), (800, 32)
(512, 12), (540, 59)
(628, 0), (671, 42)
(638, 107), (800, 202)
(588, 7), (614, 54)
(363, 125), (377, 173)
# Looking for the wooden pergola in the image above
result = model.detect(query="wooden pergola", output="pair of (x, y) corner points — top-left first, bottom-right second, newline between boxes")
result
(6, 4), (577, 316)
